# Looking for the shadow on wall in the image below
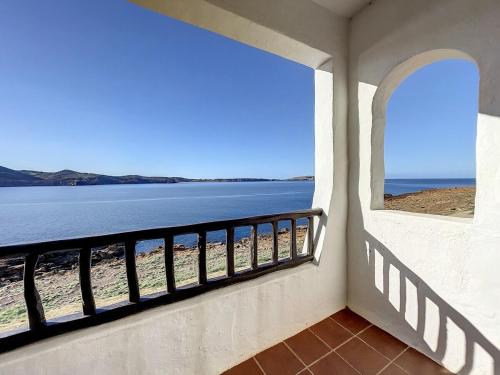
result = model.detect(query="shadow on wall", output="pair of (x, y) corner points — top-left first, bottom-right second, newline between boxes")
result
(347, 47), (498, 373)
(312, 208), (328, 264)
(359, 230), (500, 374)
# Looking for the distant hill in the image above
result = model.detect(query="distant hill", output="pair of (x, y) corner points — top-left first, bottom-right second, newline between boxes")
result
(287, 176), (314, 181)
(18, 169), (182, 186)
(0, 166), (42, 186)
(0, 166), (280, 187)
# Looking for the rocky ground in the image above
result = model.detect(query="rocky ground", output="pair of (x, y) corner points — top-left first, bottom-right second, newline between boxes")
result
(384, 187), (475, 217)
(0, 188), (474, 333)
(0, 228), (306, 332)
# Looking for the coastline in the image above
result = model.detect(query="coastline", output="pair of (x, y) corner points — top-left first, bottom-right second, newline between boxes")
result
(0, 227), (307, 332)
(0, 186), (475, 331)
(384, 186), (475, 217)
(0, 165), (314, 187)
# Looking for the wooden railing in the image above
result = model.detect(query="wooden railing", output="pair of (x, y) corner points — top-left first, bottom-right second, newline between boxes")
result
(0, 208), (322, 353)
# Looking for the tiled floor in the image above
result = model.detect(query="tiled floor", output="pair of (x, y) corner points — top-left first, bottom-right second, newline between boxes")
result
(222, 308), (452, 375)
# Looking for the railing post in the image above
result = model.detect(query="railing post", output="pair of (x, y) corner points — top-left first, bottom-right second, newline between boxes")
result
(23, 253), (46, 330)
(0, 209), (323, 353)
(198, 231), (207, 284)
(164, 233), (176, 293)
(291, 219), (297, 260)
(125, 241), (140, 303)
(79, 247), (96, 315)
(272, 221), (279, 264)
(251, 224), (258, 269)
(226, 227), (235, 277)
(308, 216), (315, 256)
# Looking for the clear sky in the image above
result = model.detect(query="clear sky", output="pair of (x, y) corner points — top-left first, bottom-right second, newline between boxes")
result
(385, 59), (479, 179)
(0, 2), (479, 180)
(0, 0), (314, 179)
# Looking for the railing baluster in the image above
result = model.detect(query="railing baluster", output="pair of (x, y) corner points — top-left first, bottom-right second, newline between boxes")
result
(291, 219), (297, 260)
(308, 216), (314, 256)
(79, 247), (96, 315)
(164, 233), (176, 293)
(198, 231), (207, 284)
(0, 209), (322, 353)
(272, 221), (279, 264)
(226, 227), (235, 277)
(23, 253), (46, 330)
(251, 224), (258, 269)
(125, 240), (140, 303)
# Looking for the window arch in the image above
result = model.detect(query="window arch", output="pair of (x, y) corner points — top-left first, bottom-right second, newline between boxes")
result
(371, 50), (479, 217)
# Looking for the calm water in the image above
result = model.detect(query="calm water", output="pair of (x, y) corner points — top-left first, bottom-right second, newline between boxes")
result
(0, 182), (314, 248)
(0, 179), (476, 249)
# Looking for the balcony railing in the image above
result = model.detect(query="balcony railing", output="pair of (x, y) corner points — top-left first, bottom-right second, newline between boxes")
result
(0, 208), (322, 353)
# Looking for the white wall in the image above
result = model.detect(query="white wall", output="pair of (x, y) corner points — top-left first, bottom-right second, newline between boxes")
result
(348, 0), (500, 374)
(0, 1), (350, 374)
(0, 262), (345, 375)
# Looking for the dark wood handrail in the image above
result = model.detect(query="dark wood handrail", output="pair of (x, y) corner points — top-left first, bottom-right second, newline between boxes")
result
(0, 209), (322, 257)
(0, 208), (322, 354)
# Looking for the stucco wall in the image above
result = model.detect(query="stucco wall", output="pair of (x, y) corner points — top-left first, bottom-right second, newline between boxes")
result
(0, 260), (345, 375)
(348, 0), (500, 374)
(0, 2), (349, 374)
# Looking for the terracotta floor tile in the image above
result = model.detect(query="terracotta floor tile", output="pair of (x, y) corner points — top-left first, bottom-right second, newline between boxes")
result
(336, 337), (389, 375)
(255, 342), (304, 375)
(379, 364), (408, 375)
(330, 309), (371, 334)
(395, 348), (452, 374)
(285, 329), (330, 365)
(224, 310), (453, 375)
(310, 352), (359, 375)
(221, 358), (263, 375)
(310, 318), (353, 349)
(358, 326), (407, 359)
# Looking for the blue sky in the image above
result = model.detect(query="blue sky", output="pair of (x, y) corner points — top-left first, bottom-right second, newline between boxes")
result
(386, 59), (479, 179)
(0, 0), (314, 179)
(0, 2), (479, 180)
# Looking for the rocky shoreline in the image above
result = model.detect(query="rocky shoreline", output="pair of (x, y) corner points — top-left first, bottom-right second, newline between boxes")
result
(0, 227), (307, 331)
(1, 243), (185, 286)
(384, 187), (475, 217)
(0, 187), (475, 331)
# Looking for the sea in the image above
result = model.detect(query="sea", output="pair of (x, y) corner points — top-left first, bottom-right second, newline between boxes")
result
(0, 179), (475, 249)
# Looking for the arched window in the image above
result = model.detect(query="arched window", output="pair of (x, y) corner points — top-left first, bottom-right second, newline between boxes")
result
(381, 58), (479, 217)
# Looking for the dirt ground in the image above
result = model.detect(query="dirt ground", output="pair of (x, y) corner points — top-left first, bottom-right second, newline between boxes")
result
(0, 228), (307, 332)
(384, 187), (475, 217)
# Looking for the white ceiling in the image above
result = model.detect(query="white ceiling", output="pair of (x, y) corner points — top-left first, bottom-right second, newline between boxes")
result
(311, 0), (372, 17)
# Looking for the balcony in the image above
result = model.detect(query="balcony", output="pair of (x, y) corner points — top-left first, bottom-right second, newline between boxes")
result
(0, 209), (321, 353)
(0, 209), (453, 375)
(1, 1), (500, 374)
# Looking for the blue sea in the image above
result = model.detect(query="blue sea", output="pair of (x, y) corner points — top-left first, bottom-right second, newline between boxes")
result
(0, 179), (475, 249)
(0, 182), (313, 249)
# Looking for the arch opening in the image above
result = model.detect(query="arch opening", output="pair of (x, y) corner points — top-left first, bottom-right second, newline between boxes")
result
(371, 51), (479, 218)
